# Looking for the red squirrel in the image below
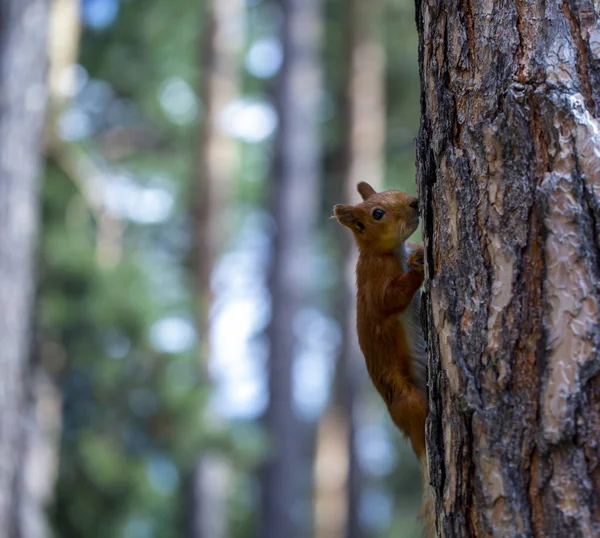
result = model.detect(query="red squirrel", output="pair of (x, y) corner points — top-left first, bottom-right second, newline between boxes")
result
(334, 181), (432, 533)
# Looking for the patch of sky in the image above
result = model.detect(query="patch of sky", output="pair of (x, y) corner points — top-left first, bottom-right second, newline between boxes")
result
(218, 97), (277, 143)
(292, 308), (341, 420)
(356, 424), (397, 477)
(57, 64), (89, 98)
(82, 0), (119, 30)
(158, 77), (198, 125)
(209, 209), (272, 419)
(360, 488), (392, 532)
(245, 37), (283, 79)
(145, 456), (179, 496)
(123, 517), (154, 538)
(149, 316), (197, 354)
(103, 175), (174, 224)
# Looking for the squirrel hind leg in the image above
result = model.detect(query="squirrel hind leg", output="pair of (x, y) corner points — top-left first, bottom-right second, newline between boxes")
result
(387, 386), (427, 457)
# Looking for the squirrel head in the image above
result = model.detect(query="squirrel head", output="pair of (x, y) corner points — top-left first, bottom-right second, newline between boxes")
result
(333, 182), (420, 253)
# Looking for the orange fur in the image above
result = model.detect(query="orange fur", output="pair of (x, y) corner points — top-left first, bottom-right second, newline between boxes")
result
(334, 182), (433, 535)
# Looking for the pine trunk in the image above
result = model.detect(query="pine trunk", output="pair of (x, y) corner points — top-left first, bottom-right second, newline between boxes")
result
(262, 0), (322, 537)
(0, 0), (50, 534)
(314, 0), (385, 534)
(189, 1), (243, 536)
(193, 0), (243, 372)
(414, 0), (600, 536)
(13, 4), (80, 536)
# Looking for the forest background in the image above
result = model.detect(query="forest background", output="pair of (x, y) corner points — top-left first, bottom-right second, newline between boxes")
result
(14, 0), (424, 536)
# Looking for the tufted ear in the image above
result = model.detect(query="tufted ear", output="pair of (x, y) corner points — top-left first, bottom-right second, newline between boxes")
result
(357, 182), (377, 201)
(333, 204), (365, 233)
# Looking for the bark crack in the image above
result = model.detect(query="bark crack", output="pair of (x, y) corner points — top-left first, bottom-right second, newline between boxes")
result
(561, 0), (595, 110)
(513, 0), (539, 84)
(459, 0), (476, 68)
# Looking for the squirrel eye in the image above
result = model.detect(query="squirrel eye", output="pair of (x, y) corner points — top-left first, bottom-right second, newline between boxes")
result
(372, 208), (385, 220)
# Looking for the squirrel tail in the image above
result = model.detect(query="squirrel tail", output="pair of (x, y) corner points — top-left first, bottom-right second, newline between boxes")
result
(419, 455), (435, 537)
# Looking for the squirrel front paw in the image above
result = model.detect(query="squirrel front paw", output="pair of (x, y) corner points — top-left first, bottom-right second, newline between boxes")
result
(407, 249), (424, 275)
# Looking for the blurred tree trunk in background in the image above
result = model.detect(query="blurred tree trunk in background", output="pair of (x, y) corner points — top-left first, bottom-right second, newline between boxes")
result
(0, 0), (50, 535)
(415, 0), (600, 535)
(345, 0), (385, 190)
(313, 0), (385, 536)
(262, 0), (322, 537)
(190, 0), (243, 537)
(188, 456), (232, 538)
(193, 0), (243, 373)
(14, 2), (80, 537)
(16, 367), (61, 538)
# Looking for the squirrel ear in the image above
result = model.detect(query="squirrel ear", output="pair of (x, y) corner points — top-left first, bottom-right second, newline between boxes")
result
(357, 182), (377, 200)
(333, 204), (365, 233)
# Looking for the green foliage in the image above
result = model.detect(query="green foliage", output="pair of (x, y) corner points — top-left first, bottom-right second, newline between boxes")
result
(42, 166), (207, 538)
(41, 0), (424, 535)
(41, 2), (209, 536)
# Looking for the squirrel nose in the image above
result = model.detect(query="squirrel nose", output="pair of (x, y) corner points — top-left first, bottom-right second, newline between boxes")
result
(409, 198), (419, 210)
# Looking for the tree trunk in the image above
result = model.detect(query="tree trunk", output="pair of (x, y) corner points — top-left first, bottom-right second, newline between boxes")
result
(14, 5), (80, 536)
(187, 455), (232, 538)
(0, 0), (50, 534)
(345, 0), (385, 190)
(312, 0), (385, 535)
(262, 0), (322, 537)
(193, 0), (243, 373)
(189, 0), (243, 536)
(15, 366), (61, 538)
(342, 0), (384, 532)
(414, 0), (600, 536)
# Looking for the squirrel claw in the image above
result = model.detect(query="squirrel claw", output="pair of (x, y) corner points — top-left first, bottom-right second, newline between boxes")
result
(408, 249), (425, 273)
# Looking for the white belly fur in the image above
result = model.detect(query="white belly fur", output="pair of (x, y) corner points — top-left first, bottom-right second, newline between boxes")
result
(395, 244), (426, 392)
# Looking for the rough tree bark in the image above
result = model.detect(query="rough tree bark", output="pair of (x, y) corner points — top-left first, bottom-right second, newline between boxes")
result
(262, 0), (322, 537)
(0, 0), (50, 534)
(414, 0), (600, 536)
